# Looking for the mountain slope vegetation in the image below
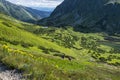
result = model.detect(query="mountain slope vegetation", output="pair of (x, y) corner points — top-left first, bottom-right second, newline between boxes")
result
(0, 0), (50, 22)
(0, 13), (120, 80)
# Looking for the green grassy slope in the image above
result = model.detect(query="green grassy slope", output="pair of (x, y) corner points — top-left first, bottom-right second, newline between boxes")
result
(0, 14), (75, 57)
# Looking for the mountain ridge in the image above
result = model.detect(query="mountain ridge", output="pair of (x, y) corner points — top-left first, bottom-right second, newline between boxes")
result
(0, 0), (51, 22)
(39, 0), (120, 34)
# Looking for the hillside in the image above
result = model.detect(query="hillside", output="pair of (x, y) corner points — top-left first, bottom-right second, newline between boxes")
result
(39, 0), (120, 34)
(0, 14), (75, 56)
(0, 0), (50, 22)
(0, 13), (120, 79)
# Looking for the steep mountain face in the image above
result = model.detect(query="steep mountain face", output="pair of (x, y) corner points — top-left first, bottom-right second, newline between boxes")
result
(0, 0), (50, 22)
(39, 0), (120, 34)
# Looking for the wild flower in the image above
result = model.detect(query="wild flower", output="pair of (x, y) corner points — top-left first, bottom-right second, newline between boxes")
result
(2, 45), (9, 52)
(45, 59), (48, 63)
(14, 50), (20, 53)
(20, 51), (25, 55)
(8, 48), (13, 52)
(29, 54), (34, 58)
(2, 44), (9, 49)
(55, 65), (59, 68)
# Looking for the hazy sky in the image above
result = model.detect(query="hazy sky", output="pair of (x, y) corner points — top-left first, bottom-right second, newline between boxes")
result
(6, 0), (64, 8)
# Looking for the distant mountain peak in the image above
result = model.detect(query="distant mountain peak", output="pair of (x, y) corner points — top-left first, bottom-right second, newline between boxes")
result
(0, 0), (51, 23)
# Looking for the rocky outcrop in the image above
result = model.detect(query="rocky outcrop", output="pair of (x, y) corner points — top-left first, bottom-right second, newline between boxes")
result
(0, 63), (24, 80)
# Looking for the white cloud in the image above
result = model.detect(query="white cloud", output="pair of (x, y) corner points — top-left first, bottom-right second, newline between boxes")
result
(6, 0), (63, 8)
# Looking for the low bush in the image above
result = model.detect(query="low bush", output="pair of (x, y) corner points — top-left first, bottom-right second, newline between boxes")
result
(9, 40), (19, 45)
(38, 46), (60, 54)
(2, 22), (12, 27)
(21, 42), (33, 48)
(38, 46), (50, 54)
